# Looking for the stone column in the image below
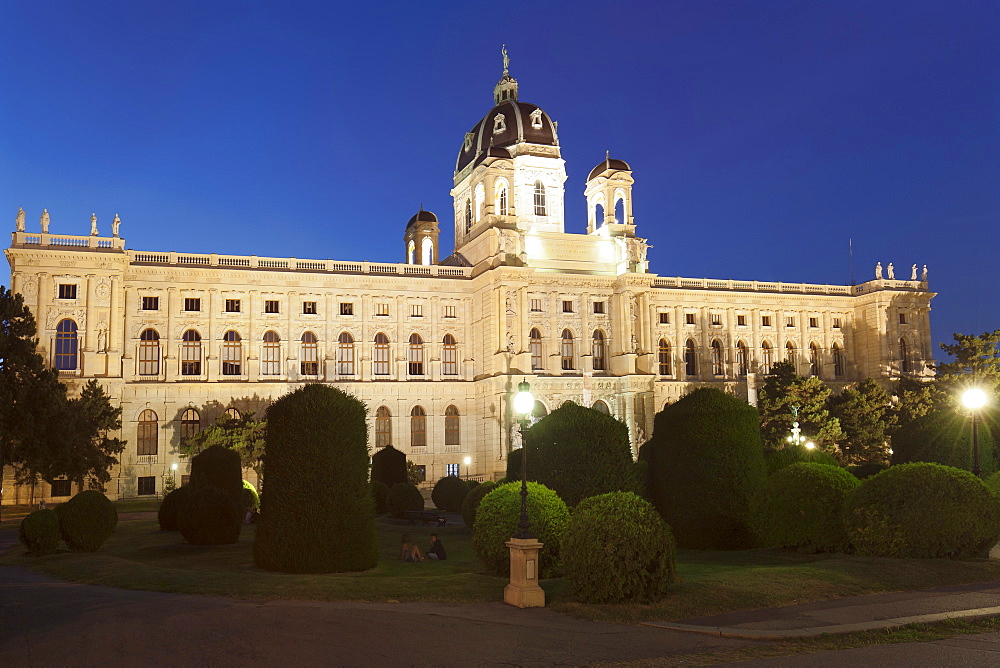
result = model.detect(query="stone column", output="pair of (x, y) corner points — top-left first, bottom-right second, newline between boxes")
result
(504, 537), (545, 608)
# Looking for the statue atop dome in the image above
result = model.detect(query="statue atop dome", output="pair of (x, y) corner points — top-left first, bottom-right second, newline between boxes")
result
(502, 44), (509, 75)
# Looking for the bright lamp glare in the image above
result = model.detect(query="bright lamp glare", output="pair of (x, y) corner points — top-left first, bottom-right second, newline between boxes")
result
(463, 456), (471, 466)
(805, 442), (816, 450)
(963, 388), (988, 410)
(513, 379), (534, 415)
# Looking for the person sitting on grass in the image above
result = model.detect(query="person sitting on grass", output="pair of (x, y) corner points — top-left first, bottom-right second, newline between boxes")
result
(427, 533), (447, 560)
(400, 534), (424, 562)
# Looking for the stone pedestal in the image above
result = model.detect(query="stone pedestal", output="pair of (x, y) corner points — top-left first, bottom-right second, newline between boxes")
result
(504, 537), (545, 608)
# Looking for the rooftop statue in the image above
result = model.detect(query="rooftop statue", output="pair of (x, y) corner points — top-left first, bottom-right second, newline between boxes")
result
(15, 206), (25, 232)
(40, 209), (50, 234)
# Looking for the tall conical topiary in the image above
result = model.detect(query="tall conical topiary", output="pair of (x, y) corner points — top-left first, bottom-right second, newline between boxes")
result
(645, 388), (767, 549)
(370, 445), (408, 488)
(254, 384), (377, 573)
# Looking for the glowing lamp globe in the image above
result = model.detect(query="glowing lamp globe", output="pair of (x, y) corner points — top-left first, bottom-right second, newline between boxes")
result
(805, 441), (816, 450)
(513, 380), (534, 417)
(963, 388), (988, 410)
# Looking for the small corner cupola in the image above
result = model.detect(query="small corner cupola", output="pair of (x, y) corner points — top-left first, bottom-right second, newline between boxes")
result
(493, 44), (519, 105)
(404, 207), (440, 265)
(584, 152), (636, 234)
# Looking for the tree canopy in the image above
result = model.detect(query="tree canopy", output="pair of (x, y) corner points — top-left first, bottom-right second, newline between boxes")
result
(180, 411), (266, 482)
(829, 378), (896, 465)
(936, 329), (1000, 393)
(757, 361), (844, 451)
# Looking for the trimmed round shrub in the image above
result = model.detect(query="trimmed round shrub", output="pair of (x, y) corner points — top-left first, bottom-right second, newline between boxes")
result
(645, 388), (767, 549)
(462, 480), (496, 529)
(753, 463), (859, 553)
(765, 444), (840, 475)
(54, 490), (117, 552)
(19, 509), (60, 555)
(388, 482), (424, 518)
(158, 485), (194, 531)
(844, 462), (1000, 559)
(563, 492), (677, 603)
(985, 471), (1000, 499)
(371, 445), (408, 488)
(472, 481), (569, 578)
(190, 445), (244, 510)
(849, 462), (888, 480)
(241, 480), (260, 510)
(370, 480), (390, 515)
(179, 486), (241, 545)
(466, 479), (480, 490)
(506, 449), (522, 481)
(891, 409), (997, 476)
(254, 384), (378, 573)
(432, 476), (469, 512)
(523, 401), (640, 507)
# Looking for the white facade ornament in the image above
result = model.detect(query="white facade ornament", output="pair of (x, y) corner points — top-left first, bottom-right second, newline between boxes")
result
(463, 132), (474, 153)
(40, 208), (50, 233)
(922, 265), (928, 281)
(529, 108), (543, 129)
(887, 262), (895, 280)
(15, 207), (25, 232)
(875, 262), (883, 279)
(112, 213), (121, 237)
(493, 113), (506, 135)
(97, 322), (108, 353)
(90, 213), (98, 236)
(910, 264), (917, 281)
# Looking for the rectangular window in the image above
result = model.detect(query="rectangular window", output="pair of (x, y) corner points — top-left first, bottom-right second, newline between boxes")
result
(530, 299), (542, 312)
(376, 303), (389, 317)
(562, 300), (573, 313)
(899, 312), (908, 325)
(137, 476), (156, 496)
(181, 475), (190, 487)
(444, 305), (456, 318)
(786, 316), (795, 328)
(762, 315), (772, 327)
(303, 301), (317, 315)
(411, 304), (423, 317)
(184, 298), (201, 312)
(593, 301), (605, 314)
(415, 465), (427, 482)
(685, 313), (696, 325)
(737, 315), (747, 326)
(339, 302), (353, 316)
(659, 312), (670, 324)
(446, 463), (459, 477)
(141, 296), (159, 311)
(225, 299), (240, 313)
(711, 314), (722, 326)
(264, 300), (280, 314)
(58, 284), (77, 299)
(833, 318), (842, 329)
(809, 317), (819, 328)
(50, 479), (72, 497)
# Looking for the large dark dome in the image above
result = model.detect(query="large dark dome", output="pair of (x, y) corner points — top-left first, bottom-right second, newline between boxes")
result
(587, 157), (632, 182)
(406, 209), (438, 229)
(455, 100), (559, 174)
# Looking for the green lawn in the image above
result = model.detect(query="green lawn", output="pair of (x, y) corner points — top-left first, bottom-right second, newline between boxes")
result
(5, 511), (1000, 623)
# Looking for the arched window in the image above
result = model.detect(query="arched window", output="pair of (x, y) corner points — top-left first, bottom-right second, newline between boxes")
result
(658, 339), (672, 375)
(685, 339), (697, 376)
(375, 406), (391, 448)
(786, 341), (797, 369)
(900, 337), (911, 373)
(138, 328), (160, 376)
(137, 409), (158, 456)
(224, 407), (242, 421)
(593, 198), (605, 228)
(373, 333), (390, 376)
(711, 339), (724, 376)
(445, 405), (460, 446)
(338, 332), (355, 375)
(410, 405), (426, 447)
(407, 239), (415, 264)
(442, 334), (458, 375)
(561, 329), (574, 370)
(533, 181), (547, 216)
(809, 342), (820, 377)
(592, 400), (610, 414)
(300, 331), (318, 376)
(181, 330), (202, 376)
(737, 340), (749, 376)
(614, 195), (625, 224)
(592, 330), (606, 371)
(464, 200), (472, 233)
(180, 408), (200, 445)
(421, 237), (433, 265)
(496, 181), (508, 215)
(833, 343), (845, 378)
(761, 341), (773, 375)
(54, 319), (78, 370)
(474, 183), (485, 222)
(261, 331), (281, 376)
(532, 401), (548, 420)
(530, 328), (543, 370)
(222, 330), (242, 376)
(408, 333), (424, 376)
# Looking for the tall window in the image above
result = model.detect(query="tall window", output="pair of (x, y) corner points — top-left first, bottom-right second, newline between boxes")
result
(761, 341), (773, 375)
(658, 339), (671, 375)
(55, 319), (78, 370)
(300, 331), (318, 376)
(737, 340), (749, 376)
(138, 328), (160, 376)
(592, 330), (606, 371)
(464, 200), (472, 233)
(533, 181), (547, 216)
(410, 405), (426, 447)
(530, 328), (543, 370)
(442, 334), (458, 375)
(809, 342), (820, 377)
(684, 339), (697, 376)
(338, 332), (354, 375)
(373, 333), (390, 375)
(180, 408), (200, 445)
(496, 181), (508, 215)
(375, 406), (391, 448)
(711, 340), (724, 376)
(560, 329), (574, 370)
(222, 330), (242, 376)
(833, 343), (845, 378)
(181, 330), (202, 376)
(474, 183), (485, 222)
(137, 409), (158, 456)
(408, 334), (424, 376)
(786, 341), (797, 369)
(899, 337), (911, 373)
(445, 405), (460, 446)
(261, 331), (281, 375)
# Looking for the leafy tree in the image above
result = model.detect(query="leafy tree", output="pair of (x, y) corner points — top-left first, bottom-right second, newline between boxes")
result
(892, 376), (947, 430)
(936, 329), (1000, 393)
(828, 379), (897, 465)
(406, 459), (423, 486)
(758, 361), (844, 452)
(181, 411), (266, 483)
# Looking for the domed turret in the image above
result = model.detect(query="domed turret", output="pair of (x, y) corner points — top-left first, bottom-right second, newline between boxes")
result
(584, 153), (635, 233)
(403, 208), (439, 265)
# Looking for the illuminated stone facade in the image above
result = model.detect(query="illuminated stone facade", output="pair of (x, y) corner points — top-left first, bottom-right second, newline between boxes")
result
(4, 65), (935, 503)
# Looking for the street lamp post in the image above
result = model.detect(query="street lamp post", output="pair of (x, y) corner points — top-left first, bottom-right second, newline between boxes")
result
(785, 405), (816, 450)
(512, 379), (534, 539)
(505, 378), (545, 608)
(962, 388), (988, 478)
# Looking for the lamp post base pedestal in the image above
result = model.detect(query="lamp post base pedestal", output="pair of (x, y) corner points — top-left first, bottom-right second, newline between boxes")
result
(504, 537), (545, 608)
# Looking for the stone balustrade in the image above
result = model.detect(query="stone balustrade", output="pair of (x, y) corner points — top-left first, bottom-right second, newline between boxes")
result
(10, 231), (126, 250)
(651, 276), (927, 295)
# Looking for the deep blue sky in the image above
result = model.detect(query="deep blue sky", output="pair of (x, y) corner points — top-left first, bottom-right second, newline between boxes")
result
(2, 1), (997, 353)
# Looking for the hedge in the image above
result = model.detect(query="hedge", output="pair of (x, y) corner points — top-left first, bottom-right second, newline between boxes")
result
(388, 482), (424, 518)
(19, 509), (61, 555)
(242, 480), (260, 510)
(54, 490), (117, 552)
(190, 445), (244, 511)
(178, 485), (241, 545)
(370, 480), (390, 515)
(891, 408), (997, 476)
(431, 475), (469, 512)
(462, 480), (496, 529)
(158, 485), (194, 531)
(764, 444), (840, 475)
(371, 445), (408, 488)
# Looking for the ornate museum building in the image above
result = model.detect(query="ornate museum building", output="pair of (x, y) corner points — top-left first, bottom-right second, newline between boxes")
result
(5, 59), (935, 502)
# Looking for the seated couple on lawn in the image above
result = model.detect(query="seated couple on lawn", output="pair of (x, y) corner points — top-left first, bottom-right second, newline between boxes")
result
(400, 534), (448, 562)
